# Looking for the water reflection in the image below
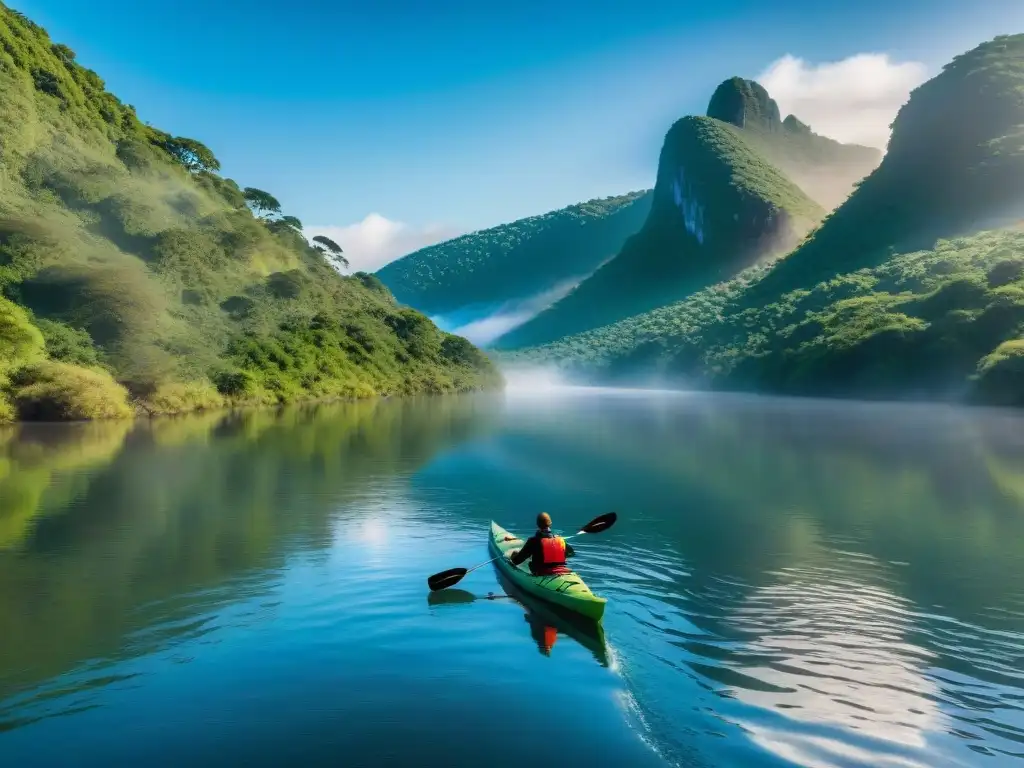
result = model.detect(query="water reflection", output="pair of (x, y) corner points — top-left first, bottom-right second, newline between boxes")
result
(425, 572), (611, 668)
(460, 391), (1024, 766)
(0, 396), (499, 705)
(4, 389), (1024, 767)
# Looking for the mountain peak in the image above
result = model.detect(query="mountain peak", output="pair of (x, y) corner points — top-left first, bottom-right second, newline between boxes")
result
(707, 77), (782, 131)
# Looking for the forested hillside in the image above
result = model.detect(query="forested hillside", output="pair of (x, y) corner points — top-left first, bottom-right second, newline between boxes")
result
(493, 77), (880, 350)
(375, 190), (652, 317)
(505, 35), (1024, 407)
(0, 4), (499, 422)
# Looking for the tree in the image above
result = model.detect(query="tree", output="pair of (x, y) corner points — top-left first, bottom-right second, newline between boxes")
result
(243, 188), (282, 219)
(278, 215), (303, 231)
(51, 43), (76, 65)
(162, 137), (221, 174)
(311, 234), (349, 271)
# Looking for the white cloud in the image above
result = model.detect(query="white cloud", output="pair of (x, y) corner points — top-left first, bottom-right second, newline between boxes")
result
(306, 213), (462, 273)
(757, 53), (930, 150)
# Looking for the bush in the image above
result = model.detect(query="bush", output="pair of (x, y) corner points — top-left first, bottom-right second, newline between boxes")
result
(139, 381), (225, 416)
(0, 296), (45, 373)
(212, 369), (256, 398)
(441, 334), (488, 367)
(9, 361), (133, 421)
(972, 339), (1024, 406)
(0, 392), (13, 423)
(34, 317), (101, 366)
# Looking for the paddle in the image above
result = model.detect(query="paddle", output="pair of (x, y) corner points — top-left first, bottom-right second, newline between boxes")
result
(426, 512), (618, 592)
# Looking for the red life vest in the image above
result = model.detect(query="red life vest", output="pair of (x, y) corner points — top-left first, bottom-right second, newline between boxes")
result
(536, 535), (570, 575)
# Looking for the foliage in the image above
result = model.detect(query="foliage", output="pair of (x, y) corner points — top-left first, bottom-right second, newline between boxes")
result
(0, 295), (44, 372)
(0, 4), (499, 421)
(243, 187), (281, 218)
(494, 116), (826, 349)
(312, 233), (349, 271)
(755, 34), (1024, 298)
(34, 317), (102, 366)
(8, 361), (133, 420)
(160, 136), (220, 174)
(507, 228), (1024, 405)
(139, 381), (226, 416)
(376, 191), (653, 315)
(505, 35), (1024, 409)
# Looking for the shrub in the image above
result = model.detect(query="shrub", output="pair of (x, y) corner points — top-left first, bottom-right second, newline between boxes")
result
(34, 317), (101, 366)
(0, 296), (45, 373)
(139, 381), (225, 416)
(212, 369), (256, 398)
(9, 361), (133, 421)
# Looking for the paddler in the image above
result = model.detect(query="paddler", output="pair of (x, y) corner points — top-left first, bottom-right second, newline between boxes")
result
(506, 512), (575, 576)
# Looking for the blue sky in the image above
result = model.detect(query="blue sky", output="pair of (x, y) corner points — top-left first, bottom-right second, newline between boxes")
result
(12, 0), (1024, 269)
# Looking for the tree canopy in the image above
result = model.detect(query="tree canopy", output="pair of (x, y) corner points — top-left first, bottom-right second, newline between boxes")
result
(243, 187), (282, 218)
(161, 137), (221, 174)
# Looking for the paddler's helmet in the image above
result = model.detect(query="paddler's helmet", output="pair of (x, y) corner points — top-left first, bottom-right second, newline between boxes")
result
(537, 512), (552, 530)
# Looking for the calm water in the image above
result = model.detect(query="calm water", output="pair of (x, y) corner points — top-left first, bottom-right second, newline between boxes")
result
(3, 389), (1024, 767)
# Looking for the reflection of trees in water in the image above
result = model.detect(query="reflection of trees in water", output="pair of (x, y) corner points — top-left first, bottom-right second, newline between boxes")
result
(0, 421), (133, 550)
(0, 396), (497, 701)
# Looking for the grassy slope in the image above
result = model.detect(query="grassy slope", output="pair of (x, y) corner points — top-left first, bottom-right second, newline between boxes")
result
(493, 116), (826, 349)
(506, 35), (1024, 407)
(0, 5), (499, 422)
(374, 190), (652, 315)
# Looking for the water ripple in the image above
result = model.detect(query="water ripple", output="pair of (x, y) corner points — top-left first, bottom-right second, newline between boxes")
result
(588, 533), (1024, 767)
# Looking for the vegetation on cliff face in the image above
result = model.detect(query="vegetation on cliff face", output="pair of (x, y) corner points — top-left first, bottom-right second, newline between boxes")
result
(0, 5), (499, 422)
(493, 114), (827, 349)
(375, 190), (652, 317)
(504, 35), (1024, 407)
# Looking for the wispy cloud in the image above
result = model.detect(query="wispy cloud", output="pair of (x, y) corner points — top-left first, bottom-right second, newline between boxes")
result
(758, 53), (929, 150)
(306, 213), (462, 273)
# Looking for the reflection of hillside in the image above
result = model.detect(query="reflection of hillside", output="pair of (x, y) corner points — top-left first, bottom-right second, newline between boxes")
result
(0, 421), (133, 549)
(493, 394), (1024, 620)
(0, 396), (497, 701)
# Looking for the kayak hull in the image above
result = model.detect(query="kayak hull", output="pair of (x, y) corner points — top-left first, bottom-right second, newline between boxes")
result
(488, 521), (607, 621)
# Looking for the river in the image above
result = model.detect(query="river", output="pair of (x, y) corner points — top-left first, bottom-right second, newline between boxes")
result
(2, 387), (1024, 767)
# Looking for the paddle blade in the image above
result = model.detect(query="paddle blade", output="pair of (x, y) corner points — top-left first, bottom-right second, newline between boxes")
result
(427, 567), (468, 591)
(579, 512), (617, 535)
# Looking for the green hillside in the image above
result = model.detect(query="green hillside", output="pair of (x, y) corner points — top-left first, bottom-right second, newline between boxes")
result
(375, 190), (652, 316)
(505, 35), (1024, 407)
(0, 5), (499, 422)
(493, 113), (827, 349)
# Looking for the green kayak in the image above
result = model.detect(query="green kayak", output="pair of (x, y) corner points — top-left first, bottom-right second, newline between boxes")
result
(488, 521), (607, 621)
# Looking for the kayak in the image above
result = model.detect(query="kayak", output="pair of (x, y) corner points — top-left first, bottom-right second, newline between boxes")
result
(488, 521), (607, 621)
